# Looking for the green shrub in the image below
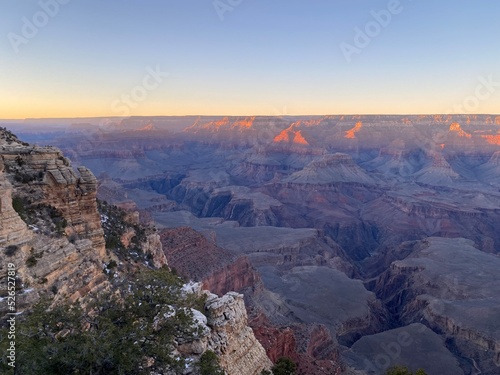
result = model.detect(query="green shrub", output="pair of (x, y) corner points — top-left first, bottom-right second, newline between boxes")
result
(4, 245), (19, 257)
(26, 255), (37, 268)
(272, 357), (297, 375)
(0, 268), (204, 374)
(68, 233), (78, 244)
(15, 155), (25, 166)
(12, 196), (25, 215)
(26, 248), (42, 267)
(197, 350), (225, 375)
(386, 366), (428, 375)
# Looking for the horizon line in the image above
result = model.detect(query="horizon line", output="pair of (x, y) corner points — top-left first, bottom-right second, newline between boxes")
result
(2, 113), (500, 121)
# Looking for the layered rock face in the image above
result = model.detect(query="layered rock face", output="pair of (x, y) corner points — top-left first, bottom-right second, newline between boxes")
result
(374, 237), (500, 374)
(159, 226), (262, 297)
(160, 226), (237, 281)
(141, 232), (168, 268)
(0, 133), (105, 257)
(0, 159), (32, 246)
(0, 129), (107, 305)
(205, 292), (273, 375)
(174, 287), (273, 375)
(202, 256), (260, 297)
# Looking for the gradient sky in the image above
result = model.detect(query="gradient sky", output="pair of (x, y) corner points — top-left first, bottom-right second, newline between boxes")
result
(1, 0), (499, 118)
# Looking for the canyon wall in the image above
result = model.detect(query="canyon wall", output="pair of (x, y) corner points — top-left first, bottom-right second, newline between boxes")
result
(0, 129), (107, 304)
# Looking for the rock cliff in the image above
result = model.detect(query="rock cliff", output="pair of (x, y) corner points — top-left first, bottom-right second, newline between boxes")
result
(205, 292), (273, 375)
(1, 128), (272, 374)
(0, 128), (107, 305)
(374, 237), (500, 374)
(0, 159), (31, 246)
(159, 226), (263, 298)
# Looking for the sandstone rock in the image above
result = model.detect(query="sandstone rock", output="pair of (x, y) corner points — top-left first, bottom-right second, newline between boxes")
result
(0, 129), (108, 307)
(142, 232), (168, 269)
(205, 292), (272, 375)
(0, 159), (32, 246)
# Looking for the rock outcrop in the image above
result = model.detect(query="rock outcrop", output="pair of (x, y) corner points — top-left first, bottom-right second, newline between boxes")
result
(142, 232), (168, 268)
(205, 292), (273, 375)
(202, 256), (260, 297)
(374, 237), (500, 374)
(0, 128), (108, 306)
(0, 159), (32, 246)
(160, 226), (262, 298)
(0, 130), (105, 257)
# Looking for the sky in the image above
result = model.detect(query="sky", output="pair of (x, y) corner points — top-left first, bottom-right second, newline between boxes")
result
(1, 0), (499, 119)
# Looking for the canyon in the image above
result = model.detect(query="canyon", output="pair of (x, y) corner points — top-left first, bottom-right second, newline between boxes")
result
(0, 128), (271, 375)
(6, 114), (500, 374)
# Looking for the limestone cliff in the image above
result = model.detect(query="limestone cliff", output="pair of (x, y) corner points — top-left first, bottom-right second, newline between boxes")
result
(0, 159), (31, 246)
(0, 128), (108, 305)
(160, 226), (263, 297)
(0, 137), (105, 256)
(142, 232), (168, 268)
(205, 291), (273, 375)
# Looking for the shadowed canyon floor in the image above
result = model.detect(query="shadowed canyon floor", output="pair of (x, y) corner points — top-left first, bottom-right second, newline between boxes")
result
(7, 114), (500, 374)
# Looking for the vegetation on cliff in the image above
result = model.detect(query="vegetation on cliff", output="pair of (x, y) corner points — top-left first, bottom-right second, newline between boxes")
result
(98, 199), (149, 260)
(386, 366), (428, 375)
(0, 268), (207, 374)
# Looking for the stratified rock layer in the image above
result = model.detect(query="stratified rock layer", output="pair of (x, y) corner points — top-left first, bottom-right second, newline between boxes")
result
(206, 292), (273, 375)
(0, 129), (107, 305)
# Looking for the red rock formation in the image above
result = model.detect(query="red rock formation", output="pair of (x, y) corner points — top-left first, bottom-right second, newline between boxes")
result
(202, 256), (260, 297)
(274, 125), (310, 145)
(249, 312), (342, 375)
(160, 227), (236, 281)
(160, 226), (260, 295)
(344, 121), (362, 139)
(185, 116), (256, 133)
(449, 123), (471, 138)
(249, 312), (298, 362)
(482, 134), (500, 145)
